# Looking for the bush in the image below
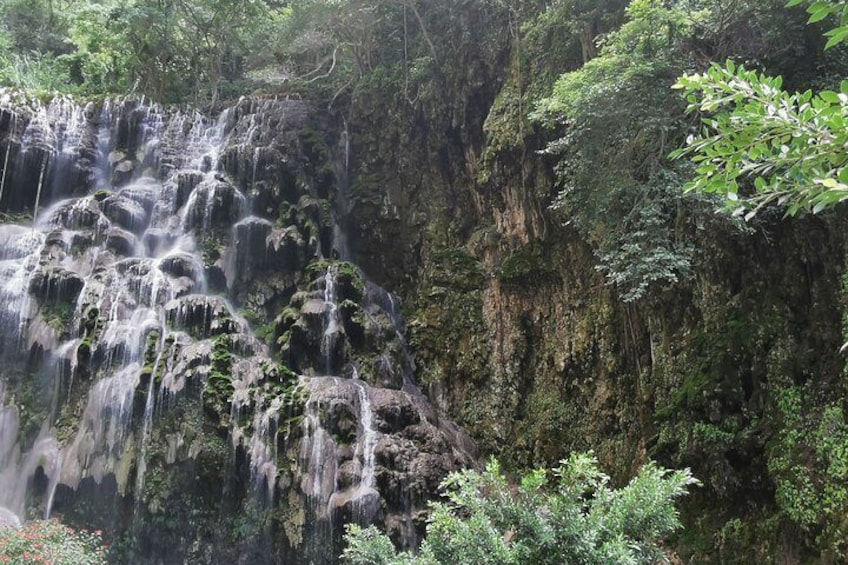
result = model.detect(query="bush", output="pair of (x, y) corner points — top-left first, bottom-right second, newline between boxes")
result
(342, 453), (698, 565)
(0, 519), (107, 565)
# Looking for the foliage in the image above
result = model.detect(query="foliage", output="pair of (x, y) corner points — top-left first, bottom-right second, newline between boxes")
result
(522, 0), (628, 63)
(342, 454), (698, 565)
(0, 0), (289, 103)
(0, 520), (107, 565)
(786, 0), (848, 48)
(767, 387), (848, 559)
(533, 0), (698, 302)
(672, 0), (848, 217)
(594, 172), (694, 302)
(533, 0), (827, 299)
(672, 62), (848, 217)
(0, 0), (516, 108)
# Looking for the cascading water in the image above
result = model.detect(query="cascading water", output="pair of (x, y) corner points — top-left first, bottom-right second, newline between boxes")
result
(0, 93), (274, 523)
(0, 393), (62, 523)
(352, 380), (378, 518)
(0, 129), (12, 206)
(134, 320), (166, 504)
(0, 90), (477, 563)
(322, 265), (341, 374)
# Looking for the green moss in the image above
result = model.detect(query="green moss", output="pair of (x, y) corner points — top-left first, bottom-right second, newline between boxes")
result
(141, 330), (161, 379)
(428, 248), (486, 291)
(240, 308), (263, 326)
(335, 262), (365, 296)
(198, 233), (226, 267)
(495, 241), (559, 285)
(277, 306), (299, 327)
(201, 335), (236, 419)
(41, 299), (74, 333)
(255, 322), (275, 344)
(767, 387), (848, 557)
(92, 189), (111, 202)
(411, 280), (487, 394)
(211, 335), (235, 378)
(305, 259), (365, 300)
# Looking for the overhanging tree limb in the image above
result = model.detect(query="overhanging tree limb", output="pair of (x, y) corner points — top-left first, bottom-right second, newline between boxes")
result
(671, 0), (848, 218)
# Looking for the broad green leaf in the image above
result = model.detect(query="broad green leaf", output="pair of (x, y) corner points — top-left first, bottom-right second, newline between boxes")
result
(820, 90), (841, 104)
(809, 6), (834, 23)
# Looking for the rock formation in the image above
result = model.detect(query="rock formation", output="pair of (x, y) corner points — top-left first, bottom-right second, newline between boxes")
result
(0, 92), (475, 564)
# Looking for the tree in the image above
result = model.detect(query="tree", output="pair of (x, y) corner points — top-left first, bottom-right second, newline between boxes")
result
(341, 453), (698, 565)
(671, 0), (848, 217)
(0, 0), (288, 102)
(531, 0), (699, 302)
(527, 0), (629, 63)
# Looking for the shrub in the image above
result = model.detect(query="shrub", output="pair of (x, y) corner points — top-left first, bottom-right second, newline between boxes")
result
(0, 519), (107, 565)
(342, 452), (698, 565)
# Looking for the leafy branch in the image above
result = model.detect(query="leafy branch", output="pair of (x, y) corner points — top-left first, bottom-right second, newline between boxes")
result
(671, 62), (848, 218)
(786, 0), (848, 48)
(671, 0), (848, 218)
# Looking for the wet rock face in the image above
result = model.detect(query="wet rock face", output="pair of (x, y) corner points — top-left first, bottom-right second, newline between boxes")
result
(165, 295), (245, 338)
(0, 95), (102, 213)
(269, 261), (422, 392)
(294, 378), (476, 560)
(28, 267), (85, 304)
(182, 178), (245, 231)
(102, 194), (149, 233)
(0, 92), (478, 565)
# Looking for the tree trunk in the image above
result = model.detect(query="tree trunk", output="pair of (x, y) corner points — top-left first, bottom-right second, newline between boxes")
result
(579, 23), (597, 63)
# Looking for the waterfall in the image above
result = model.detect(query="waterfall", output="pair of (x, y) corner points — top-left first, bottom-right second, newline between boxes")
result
(0, 94), (295, 526)
(0, 95), (263, 513)
(354, 379), (376, 491)
(31, 157), (48, 227)
(0, 92), (477, 563)
(302, 387), (338, 564)
(0, 395), (61, 523)
(353, 379), (378, 523)
(363, 282), (417, 389)
(0, 138), (11, 208)
(322, 265), (341, 374)
(330, 120), (352, 261)
(134, 323), (165, 503)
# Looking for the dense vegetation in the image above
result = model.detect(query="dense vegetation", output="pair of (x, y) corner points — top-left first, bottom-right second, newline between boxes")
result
(674, 0), (848, 217)
(0, 0), (288, 103)
(342, 454), (697, 565)
(0, 520), (107, 564)
(3, 0), (848, 562)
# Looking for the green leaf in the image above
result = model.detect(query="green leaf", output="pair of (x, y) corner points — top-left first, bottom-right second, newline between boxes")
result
(823, 26), (848, 48)
(820, 90), (841, 104)
(809, 6), (833, 23)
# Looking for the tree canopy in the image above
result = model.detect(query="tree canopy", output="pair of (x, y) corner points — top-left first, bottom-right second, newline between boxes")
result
(0, 0), (288, 103)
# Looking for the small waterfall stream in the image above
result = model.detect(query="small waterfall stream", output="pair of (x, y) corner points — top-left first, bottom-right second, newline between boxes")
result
(353, 380), (377, 502)
(322, 265), (341, 374)
(0, 135), (11, 206)
(134, 321), (166, 503)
